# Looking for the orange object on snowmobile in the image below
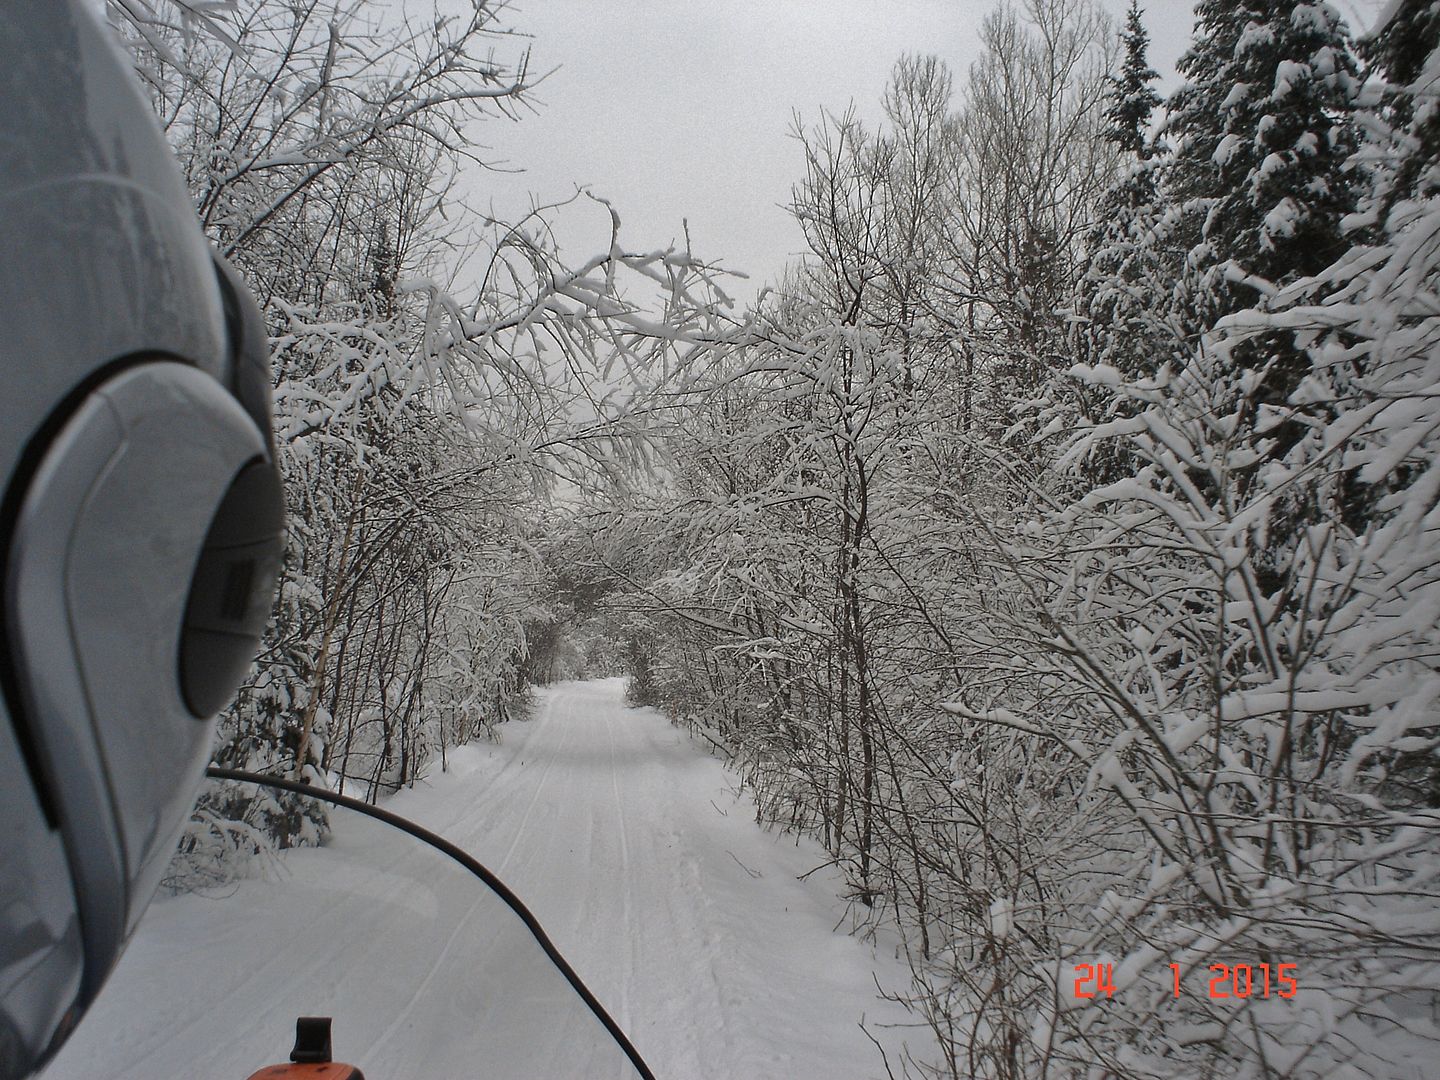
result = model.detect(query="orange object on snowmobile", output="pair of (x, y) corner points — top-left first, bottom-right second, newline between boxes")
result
(245, 1065), (362, 1080)
(245, 1018), (364, 1080)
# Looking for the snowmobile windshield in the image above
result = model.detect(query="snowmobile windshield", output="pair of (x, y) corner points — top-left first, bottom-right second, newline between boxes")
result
(39, 775), (651, 1080)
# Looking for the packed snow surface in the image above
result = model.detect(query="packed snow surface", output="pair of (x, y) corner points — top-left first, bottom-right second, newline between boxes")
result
(44, 679), (916, 1079)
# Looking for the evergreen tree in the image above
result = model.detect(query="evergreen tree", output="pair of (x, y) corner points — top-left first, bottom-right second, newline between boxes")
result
(1073, 3), (1171, 384)
(1155, 1), (1365, 590)
(1104, 0), (1162, 157)
(1361, 0), (1440, 212)
(1163, 0), (1363, 331)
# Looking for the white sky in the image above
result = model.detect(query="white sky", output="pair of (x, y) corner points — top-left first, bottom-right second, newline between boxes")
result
(453, 0), (1386, 304)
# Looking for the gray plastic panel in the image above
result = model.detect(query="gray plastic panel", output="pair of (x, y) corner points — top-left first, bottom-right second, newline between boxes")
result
(5, 393), (130, 1004)
(70, 365), (269, 928)
(0, 700), (82, 1080)
(6, 362), (266, 998)
(0, 3), (227, 507)
(0, 5), (262, 1072)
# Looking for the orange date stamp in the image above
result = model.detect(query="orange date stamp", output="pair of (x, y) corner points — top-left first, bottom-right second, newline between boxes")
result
(1073, 962), (1299, 1000)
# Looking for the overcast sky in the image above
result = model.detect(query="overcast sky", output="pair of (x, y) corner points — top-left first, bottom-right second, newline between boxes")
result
(454, 0), (1385, 304)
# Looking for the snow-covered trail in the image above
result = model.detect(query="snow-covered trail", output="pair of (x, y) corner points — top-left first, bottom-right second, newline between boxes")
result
(44, 679), (918, 1079)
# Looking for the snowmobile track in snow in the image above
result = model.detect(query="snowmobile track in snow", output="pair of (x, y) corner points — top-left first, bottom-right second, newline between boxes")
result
(46, 678), (916, 1079)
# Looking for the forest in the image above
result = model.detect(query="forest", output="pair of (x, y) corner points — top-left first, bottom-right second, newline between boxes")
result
(109, 0), (1440, 1076)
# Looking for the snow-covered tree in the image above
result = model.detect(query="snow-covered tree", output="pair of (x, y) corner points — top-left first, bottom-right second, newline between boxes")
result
(605, 2), (1440, 1076)
(1073, 1), (1175, 396)
(1163, 0), (1364, 332)
(938, 2), (1440, 1071)
(110, 0), (734, 884)
(950, 0), (1118, 426)
(1105, 0), (1162, 156)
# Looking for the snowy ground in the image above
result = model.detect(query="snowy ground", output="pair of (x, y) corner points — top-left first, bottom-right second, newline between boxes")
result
(44, 679), (919, 1079)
